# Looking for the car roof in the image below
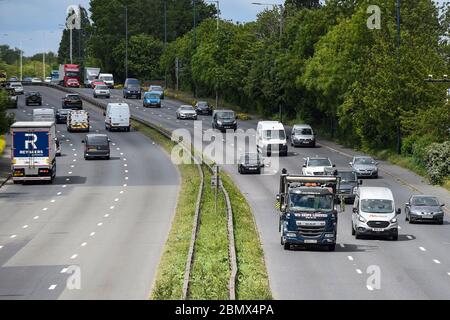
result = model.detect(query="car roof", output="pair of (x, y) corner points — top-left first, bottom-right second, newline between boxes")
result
(11, 121), (54, 128)
(146, 91), (160, 95)
(358, 187), (394, 200)
(214, 109), (234, 113)
(87, 133), (107, 138)
(307, 157), (330, 160)
(354, 156), (374, 159)
(411, 195), (438, 200)
(180, 105), (194, 108)
(108, 103), (129, 107)
(258, 121), (284, 130)
(293, 124), (312, 129)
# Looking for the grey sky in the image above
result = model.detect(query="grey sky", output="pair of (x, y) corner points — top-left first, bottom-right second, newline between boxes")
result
(0, 0), (446, 56)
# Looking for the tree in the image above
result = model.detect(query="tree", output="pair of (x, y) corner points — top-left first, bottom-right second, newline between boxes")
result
(285, 0), (321, 10)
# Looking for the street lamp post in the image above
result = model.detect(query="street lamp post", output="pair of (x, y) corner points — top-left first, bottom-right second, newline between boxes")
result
(125, 4), (128, 79)
(396, 0), (401, 154)
(252, 2), (284, 122)
(207, 0), (220, 108)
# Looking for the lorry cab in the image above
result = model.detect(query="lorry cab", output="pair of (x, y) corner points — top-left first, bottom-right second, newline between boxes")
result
(352, 187), (401, 240)
(33, 108), (55, 122)
(256, 121), (288, 157)
(67, 110), (90, 132)
(278, 171), (342, 251)
(98, 73), (114, 88)
(104, 103), (131, 132)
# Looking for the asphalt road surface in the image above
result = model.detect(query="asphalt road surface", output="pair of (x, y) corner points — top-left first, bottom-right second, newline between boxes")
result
(0, 86), (180, 299)
(70, 87), (450, 300)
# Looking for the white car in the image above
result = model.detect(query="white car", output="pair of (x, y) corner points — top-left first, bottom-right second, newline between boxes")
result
(31, 77), (42, 83)
(9, 82), (24, 95)
(176, 105), (197, 120)
(352, 187), (401, 240)
(93, 84), (111, 98)
(302, 157), (335, 176)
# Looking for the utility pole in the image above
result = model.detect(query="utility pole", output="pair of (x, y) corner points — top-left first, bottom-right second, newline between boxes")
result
(19, 42), (22, 81)
(69, 27), (73, 64)
(164, 0), (168, 88)
(207, 0), (220, 108)
(125, 4), (128, 79)
(193, 0), (197, 48)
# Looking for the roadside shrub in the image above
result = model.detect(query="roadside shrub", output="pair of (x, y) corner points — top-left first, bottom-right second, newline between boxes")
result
(426, 141), (450, 185)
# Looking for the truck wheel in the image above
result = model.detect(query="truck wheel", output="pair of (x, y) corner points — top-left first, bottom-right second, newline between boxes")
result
(283, 242), (290, 250)
(438, 219), (444, 225)
(13, 180), (21, 184)
(355, 231), (361, 239)
(327, 244), (336, 251)
(391, 233), (398, 241)
(351, 223), (355, 235)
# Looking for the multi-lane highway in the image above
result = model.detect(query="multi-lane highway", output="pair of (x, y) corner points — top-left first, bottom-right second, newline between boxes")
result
(70, 86), (450, 300)
(0, 86), (180, 299)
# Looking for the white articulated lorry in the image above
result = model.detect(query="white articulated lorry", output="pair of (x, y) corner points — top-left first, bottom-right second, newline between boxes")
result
(11, 121), (57, 183)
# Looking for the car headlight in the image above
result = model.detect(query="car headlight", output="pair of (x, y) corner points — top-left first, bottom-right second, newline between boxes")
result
(390, 218), (397, 223)
(358, 215), (366, 223)
(217, 121), (222, 125)
(353, 186), (358, 193)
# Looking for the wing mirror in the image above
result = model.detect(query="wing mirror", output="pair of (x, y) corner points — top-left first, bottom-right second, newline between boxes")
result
(405, 202), (410, 206)
(359, 180), (363, 185)
(103, 112), (106, 116)
(352, 207), (358, 213)
(81, 140), (85, 143)
(349, 162), (353, 166)
(396, 208), (401, 215)
(302, 164), (306, 168)
(441, 203), (445, 207)
(332, 164), (336, 167)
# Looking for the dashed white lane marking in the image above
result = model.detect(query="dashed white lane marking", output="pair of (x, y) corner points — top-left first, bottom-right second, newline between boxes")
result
(125, 177), (129, 180)
(433, 259), (441, 264)
(42, 208), (48, 211)
(34, 216), (39, 220)
(23, 225), (28, 229)
(120, 191), (124, 194)
(419, 247), (427, 252)
(116, 148), (120, 151)
(74, 154), (77, 156)
(61, 268), (68, 273)
(73, 159), (76, 162)
(0, 245), (3, 249)
(398, 226), (402, 230)
(81, 242), (87, 247)
(123, 184), (127, 187)
(366, 285), (374, 291)
(340, 244), (345, 248)
(348, 256), (354, 261)
(72, 149), (76, 151)
(70, 254), (78, 259)
(97, 222), (103, 227)
(112, 143), (116, 146)
(104, 214), (110, 218)
(70, 165), (75, 168)
(110, 206), (115, 210)
(51, 199), (55, 203)
(123, 158), (127, 161)
(120, 153), (124, 156)
(125, 170), (129, 173)
(407, 235), (413, 240)
(70, 144), (73, 147)
(10, 234), (17, 239)
(447, 272), (450, 277)
(356, 269), (362, 274)
(68, 172), (72, 174)
(124, 164), (128, 167)
(57, 192), (62, 196)
(48, 285), (57, 290)
(66, 178), (70, 181)
(62, 185), (67, 188)
(114, 198), (119, 202)
(90, 232), (95, 237)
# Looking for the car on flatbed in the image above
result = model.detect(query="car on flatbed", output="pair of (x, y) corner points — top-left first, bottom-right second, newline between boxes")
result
(62, 93), (83, 110)
(302, 157), (335, 176)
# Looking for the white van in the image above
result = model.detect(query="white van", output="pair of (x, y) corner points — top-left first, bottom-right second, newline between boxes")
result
(105, 103), (130, 132)
(352, 187), (401, 240)
(256, 121), (288, 157)
(33, 108), (55, 122)
(98, 73), (114, 88)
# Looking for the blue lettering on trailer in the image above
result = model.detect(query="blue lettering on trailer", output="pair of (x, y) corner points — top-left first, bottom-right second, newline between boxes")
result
(13, 131), (49, 157)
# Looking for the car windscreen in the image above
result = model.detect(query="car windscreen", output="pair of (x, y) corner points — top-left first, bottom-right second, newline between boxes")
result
(289, 193), (333, 211)
(181, 106), (194, 110)
(96, 85), (109, 90)
(151, 86), (163, 91)
(217, 112), (235, 119)
(145, 93), (159, 99)
(127, 79), (140, 87)
(101, 76), (113, 81)
(67, 95), (80, 100)
(87, 136), (108, 145)
(241, 154), (260, 164)
(294, 128), (312, 135)
(354, 157), (376, 165)
(308, 159), (331, 167)
(361, 199), (393, 214)
(339, 171), (357, 182)
(411, 196), (439, 206)
(263, 129), (286, 140)
(197, 102), (208, 107)
(66, 72), (79, 77)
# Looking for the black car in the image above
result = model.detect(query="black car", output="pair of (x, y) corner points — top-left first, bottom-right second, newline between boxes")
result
(238, 153), (263, 174)
(83, 134), (111, 160)
(212, 110), (237, 132)
(123, 78), (141, 99)
(62, 94), (83, 109)
(195, 101), (213, 116)
(336, 170), (361, 204)
(55, 109), (70, 124)
(25, 91), (42, 106)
